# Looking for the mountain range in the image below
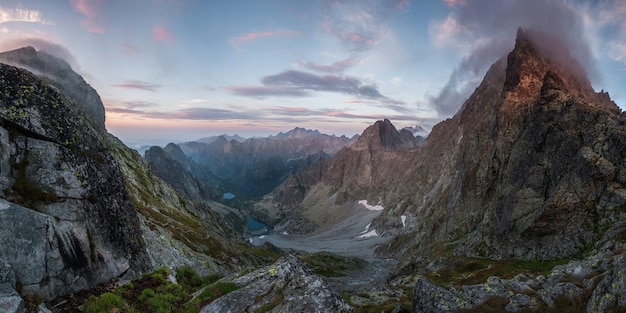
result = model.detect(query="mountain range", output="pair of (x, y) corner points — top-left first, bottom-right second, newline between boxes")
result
(1, 27), (626, 312)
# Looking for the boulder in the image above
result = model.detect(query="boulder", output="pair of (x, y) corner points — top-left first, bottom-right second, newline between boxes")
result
(201, 254), (354, 313)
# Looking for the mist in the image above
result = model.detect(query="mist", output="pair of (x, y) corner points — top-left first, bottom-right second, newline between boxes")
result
(429, 0), (595, 118)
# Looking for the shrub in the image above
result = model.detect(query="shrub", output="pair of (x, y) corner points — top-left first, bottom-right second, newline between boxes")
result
(84, 292), (128, 313)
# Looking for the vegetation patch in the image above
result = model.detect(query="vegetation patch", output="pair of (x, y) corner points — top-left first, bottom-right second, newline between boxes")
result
(83, 266), (238, 313)
(427, 257), (570, 287)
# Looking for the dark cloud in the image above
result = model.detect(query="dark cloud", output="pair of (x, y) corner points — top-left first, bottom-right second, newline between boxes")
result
(224, 85), (310, 97)
(429, 0), (594, 118)
(262, 70), (384, 98)
(112, 80), (162, 91)
(297, 57), (362, 74)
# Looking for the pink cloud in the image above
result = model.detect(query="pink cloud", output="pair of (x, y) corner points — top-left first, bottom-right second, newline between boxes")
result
(393, 0), (410, 11)
(442, 0), (467, 8)
(71, 0), (105, 33)
(297, 57), (364, 73)
(229, 30), (301, 48)
(112, 80), (162, 91)
(153, 26), (174, 42)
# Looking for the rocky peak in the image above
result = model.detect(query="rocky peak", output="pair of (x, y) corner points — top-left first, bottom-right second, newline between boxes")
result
(352, 119), (419, 151)
(275, 127), (323, 139)
(503, 28), (619, 113)
(0, 46), (106, 128)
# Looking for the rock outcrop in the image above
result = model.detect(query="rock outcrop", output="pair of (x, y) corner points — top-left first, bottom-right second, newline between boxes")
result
(411, 244), (626, 312)
(0, 63), (145, 300)
(200, 254), (354, 313)
(0, 46), (106, 128)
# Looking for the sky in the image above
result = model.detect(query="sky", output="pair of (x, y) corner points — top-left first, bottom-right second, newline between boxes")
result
(0, 0), (625, 147)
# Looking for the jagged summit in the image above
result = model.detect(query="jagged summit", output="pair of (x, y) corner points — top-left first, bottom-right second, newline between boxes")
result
(352, 119), (420, 151)
(0, 46), (106, 128)
(502, 28), (618, 112)
(274, 127), (323, 139)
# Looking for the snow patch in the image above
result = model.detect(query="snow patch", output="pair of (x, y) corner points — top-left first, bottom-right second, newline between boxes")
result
(356, 229), (379, 239)
(359, 222), (372, 235)
(282, 231), (289, 235)
(401, 215), (406, 228)
(258, 235), (266, 239)
(358, 200), (384, 211)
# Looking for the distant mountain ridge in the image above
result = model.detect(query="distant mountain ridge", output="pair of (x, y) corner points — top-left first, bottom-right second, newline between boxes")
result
(196, 134), (247, 144)
(172, 127), (357, 201)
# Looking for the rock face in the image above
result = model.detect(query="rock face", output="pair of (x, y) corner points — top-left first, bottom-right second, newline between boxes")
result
(178, 128), (356, 200)
(201, 254), (354, 313)
(0, 46), (106, 128)
(0, 63), (145, 300)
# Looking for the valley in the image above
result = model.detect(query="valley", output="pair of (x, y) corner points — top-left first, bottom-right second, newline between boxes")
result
(1, 26), (626, 313)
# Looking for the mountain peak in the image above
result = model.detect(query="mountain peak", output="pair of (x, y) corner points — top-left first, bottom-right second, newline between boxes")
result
(353, 119), (419, 151)
(503, 28), (619, 113)
(275, 127), (323, 139)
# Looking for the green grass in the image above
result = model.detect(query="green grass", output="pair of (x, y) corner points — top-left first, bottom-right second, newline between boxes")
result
(83, 266), (238, 313)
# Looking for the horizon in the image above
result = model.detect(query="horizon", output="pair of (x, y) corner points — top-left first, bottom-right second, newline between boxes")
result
(0, 0), (625, 147)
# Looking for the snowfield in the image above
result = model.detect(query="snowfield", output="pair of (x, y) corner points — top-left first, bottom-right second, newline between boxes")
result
(358, 200), (384, 211)
(356, 229), (379, 239)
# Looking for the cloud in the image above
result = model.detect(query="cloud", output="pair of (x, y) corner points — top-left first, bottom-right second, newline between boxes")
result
(224, 85), (310, 97)
(112, 80), (162, 92)
(227, 69), (405, 106)
(229, 30), (301, 48)
(153, 26), (174, 42)
(320, 0), (407, 53)
(262, 70), (385, 98)
(442, 0), (467, 8)
(0, 38), (79, 69)
(0, 6), (52, 25)
(428, 0), (595, 118)
(296, 57), (364, 73)
(581, 0), (626, 65)
(70, 0), (105, 33)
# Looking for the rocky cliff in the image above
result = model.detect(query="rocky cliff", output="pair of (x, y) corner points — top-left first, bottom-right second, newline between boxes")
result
(0, 63), (145, 301)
